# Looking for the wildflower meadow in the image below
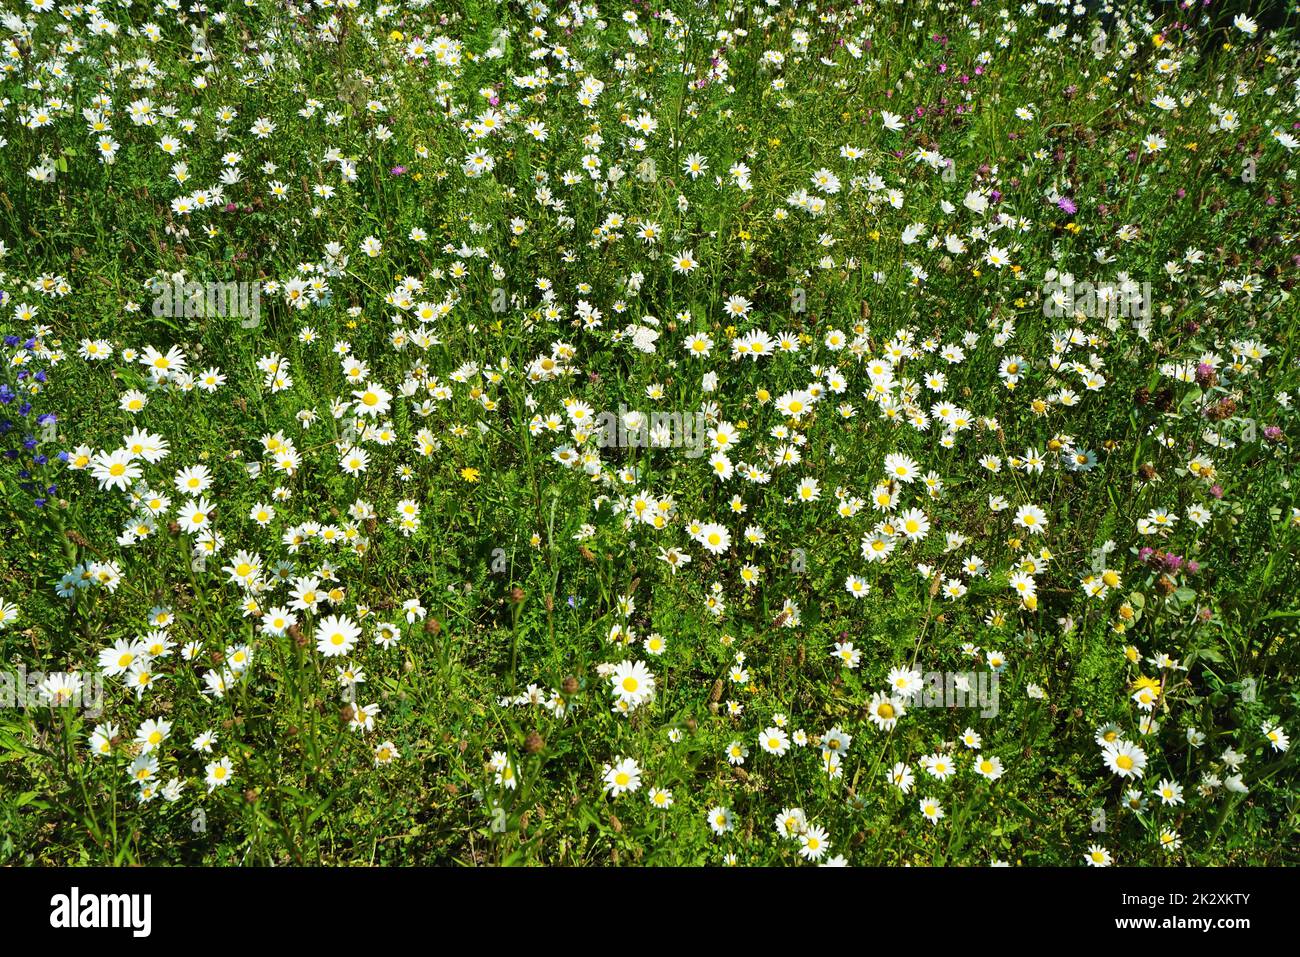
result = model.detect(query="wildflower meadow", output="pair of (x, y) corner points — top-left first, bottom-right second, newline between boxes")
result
(0, 0), (1297, 872)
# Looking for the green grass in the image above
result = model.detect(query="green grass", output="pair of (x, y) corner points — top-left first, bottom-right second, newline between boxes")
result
(0, 0), (1298, 866)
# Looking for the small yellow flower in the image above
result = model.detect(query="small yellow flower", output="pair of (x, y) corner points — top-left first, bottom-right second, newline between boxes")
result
(460, 467), (481, 483)
(1131, 674), (1162, 697)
